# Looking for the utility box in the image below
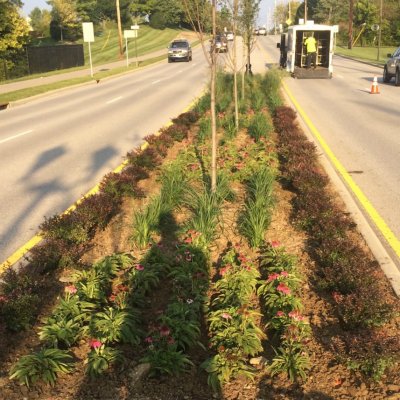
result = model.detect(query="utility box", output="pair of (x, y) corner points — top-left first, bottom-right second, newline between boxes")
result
(278, 22), (338, 79)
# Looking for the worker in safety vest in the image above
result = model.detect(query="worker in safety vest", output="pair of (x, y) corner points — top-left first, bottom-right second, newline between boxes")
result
(304, 35), (317, 69)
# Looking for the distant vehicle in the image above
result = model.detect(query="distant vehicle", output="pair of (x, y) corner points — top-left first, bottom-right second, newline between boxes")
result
(383, 46), (400, 86)
(168, 39), (192, 63)
(211, 35), (228, 53)
(257, 27), (267, 36)
(226, 32), (234, 41)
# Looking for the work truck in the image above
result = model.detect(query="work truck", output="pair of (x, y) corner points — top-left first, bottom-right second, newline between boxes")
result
(278, 21), (339, 79)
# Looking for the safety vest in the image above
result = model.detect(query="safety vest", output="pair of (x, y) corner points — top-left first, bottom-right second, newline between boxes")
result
(305, 37), (317, 53)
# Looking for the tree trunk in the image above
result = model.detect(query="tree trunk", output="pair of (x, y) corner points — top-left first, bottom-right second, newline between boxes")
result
(233, 0), (239, 131)
(210, 0), (217, 193)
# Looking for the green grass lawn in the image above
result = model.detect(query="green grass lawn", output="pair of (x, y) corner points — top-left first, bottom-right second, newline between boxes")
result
(82, 25), (180, 66)
(335, 45), (397, 65)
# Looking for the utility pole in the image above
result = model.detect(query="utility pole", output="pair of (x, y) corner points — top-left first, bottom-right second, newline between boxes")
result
(348, 0), (354, 49)
(116, 0), (123, 58)
(304, 0), (307, 22)
(377, 0), (383, 61)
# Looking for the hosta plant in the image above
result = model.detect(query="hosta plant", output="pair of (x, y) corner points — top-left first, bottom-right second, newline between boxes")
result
(10, 348), (74, 387)
(39, 315), (82, 348)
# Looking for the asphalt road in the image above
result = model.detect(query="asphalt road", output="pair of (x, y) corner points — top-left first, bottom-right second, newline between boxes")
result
(0, 45), (208, 262)
(258, 35), (400, 265)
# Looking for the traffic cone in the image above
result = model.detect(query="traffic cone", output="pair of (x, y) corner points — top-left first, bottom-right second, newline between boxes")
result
(370, 76), (380, 94)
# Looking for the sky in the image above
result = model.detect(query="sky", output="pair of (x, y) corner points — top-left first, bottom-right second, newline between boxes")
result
(22, 0), (276, 25)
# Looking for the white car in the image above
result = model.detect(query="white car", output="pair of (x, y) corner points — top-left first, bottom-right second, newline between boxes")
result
(226, 32), (234, 41)
(257, 27), (267, 36)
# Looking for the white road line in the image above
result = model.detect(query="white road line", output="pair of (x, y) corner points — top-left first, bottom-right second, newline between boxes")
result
(152, 79), (161, 84)
(0, 130), (33, 145)
(106, 96), (123, 104)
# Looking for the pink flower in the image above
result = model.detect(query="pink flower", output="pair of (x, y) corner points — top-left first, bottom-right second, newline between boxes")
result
(65, 285), (77, 294)
(167, 337), (175, 345)
(221, 312), (232, 320)
(267, 273), (280, 282)
(220, 266), (230, 276)
(277, 283), (291, 295)
(109, 294), (116, 302)
(288, 310), (304, 321)
(332, 291), (342, 303)
(160, 326), (171, 337)
(276, 311), (285, 317)
(280, 271), (289, 277)
(89, 339), (102, 349)
(145, 336), (153, 343)
(135, 264), (144, 271)
(270, 240), (280, 248)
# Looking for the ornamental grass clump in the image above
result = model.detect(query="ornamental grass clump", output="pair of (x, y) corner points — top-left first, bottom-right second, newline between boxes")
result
(248, 112), (273, 142)
(203, 248), (265, 391)
(239, 166), (275, 248)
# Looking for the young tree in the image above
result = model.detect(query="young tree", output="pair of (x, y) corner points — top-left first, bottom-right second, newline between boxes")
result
(182, 0), (217, 192)
(240, 0), (260, 76)
(29, 7), (52, 37)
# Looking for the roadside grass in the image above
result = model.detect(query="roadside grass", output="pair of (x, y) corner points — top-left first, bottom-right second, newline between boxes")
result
(83, 25), (180, 65)
(335, 45), (396, 65)
(0, 55), (166, 104)
(0, 25), (184, 86)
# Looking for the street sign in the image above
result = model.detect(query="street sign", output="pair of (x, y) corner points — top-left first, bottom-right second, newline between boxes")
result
(82, 22), (94, 42)
(124, 30), (137, 39)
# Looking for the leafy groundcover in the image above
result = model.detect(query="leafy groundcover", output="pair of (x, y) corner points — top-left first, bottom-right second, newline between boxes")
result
(0, 71), (399, 400)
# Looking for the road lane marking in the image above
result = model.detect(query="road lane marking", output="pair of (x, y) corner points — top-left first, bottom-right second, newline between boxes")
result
(106, 96), (123, 104)
(0, 130), (33, 145)
(283, 80), (400, 259)
(0, 87), (208, 274)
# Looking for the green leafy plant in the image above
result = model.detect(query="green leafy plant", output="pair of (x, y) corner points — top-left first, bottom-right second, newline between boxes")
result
(141, 344), (194, 377)
(202, 351), (255, 392)
(90, 307), (141, 345)
(10, 348), (74, 387)
(85, 340), (122, 377)
(39, 315), (82, 348)
(268, 342), (310, 383)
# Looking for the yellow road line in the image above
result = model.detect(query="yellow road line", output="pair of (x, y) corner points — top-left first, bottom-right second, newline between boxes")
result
(282, 80), (400, 258)
(0, 91), (205, 274)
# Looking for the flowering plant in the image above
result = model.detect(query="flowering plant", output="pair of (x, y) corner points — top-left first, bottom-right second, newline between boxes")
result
(85, 339), (122, 377)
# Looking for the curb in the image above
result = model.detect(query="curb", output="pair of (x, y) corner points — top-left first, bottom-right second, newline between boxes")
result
(281, 81), (400, 298)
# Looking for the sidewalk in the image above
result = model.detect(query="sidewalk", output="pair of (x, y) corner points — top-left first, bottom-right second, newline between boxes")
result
(0, 47), (168, 95)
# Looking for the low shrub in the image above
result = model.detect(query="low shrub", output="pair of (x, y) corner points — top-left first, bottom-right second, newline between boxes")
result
(126, 147), (163, 171)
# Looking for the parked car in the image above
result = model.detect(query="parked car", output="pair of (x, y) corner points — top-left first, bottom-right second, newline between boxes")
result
(257, 27), (267, 36)
(225, 32), (234, 41)
(383, 46), (400, 86)
(168, 39), (192, 62)
(211, 35), (228, 53)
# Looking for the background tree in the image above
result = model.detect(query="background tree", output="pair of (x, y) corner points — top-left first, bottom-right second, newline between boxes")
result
(0, 0), (30, 79)
(29, 7), (52, 37)
(48, 0), (79, 41)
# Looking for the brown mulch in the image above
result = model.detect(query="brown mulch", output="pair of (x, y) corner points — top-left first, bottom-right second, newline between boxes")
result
(0, 118), (399, 400)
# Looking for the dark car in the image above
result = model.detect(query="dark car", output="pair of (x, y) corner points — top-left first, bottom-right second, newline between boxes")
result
(168, 39), (192, 63)
(211, 34), (228, 53)
(383, 46), (400, 86)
